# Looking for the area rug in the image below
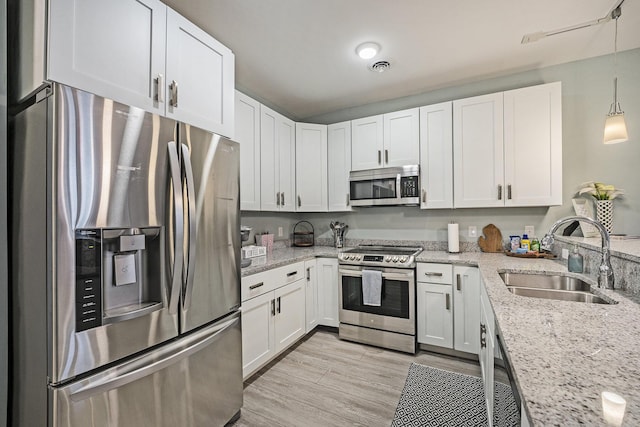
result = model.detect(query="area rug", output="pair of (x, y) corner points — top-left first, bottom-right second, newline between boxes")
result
(390, 363), (519, 427)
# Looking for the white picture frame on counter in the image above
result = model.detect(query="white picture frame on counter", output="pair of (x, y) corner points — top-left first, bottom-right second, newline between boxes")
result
(572, 198), (600, 237)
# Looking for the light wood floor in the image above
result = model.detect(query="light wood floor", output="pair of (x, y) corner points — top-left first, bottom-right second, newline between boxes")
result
(231, 328), (482, 427)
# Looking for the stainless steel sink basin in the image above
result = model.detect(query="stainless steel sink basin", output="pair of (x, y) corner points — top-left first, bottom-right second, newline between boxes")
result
(499, 272), (612, 304)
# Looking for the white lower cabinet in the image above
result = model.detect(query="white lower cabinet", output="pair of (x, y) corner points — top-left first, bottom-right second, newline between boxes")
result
(480, 279), (495, 426)
(241, 291), (276, 379)
(417, 282), (453, 348)
(304, 259), (318, 333)
(453, 265), (481, 354)
(274, 280), (306, 352)
(317, 258), (339, 327)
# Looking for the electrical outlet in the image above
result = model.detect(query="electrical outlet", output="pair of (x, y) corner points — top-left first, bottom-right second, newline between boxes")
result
(278, 227), (284, 237)
(561, 248), (570, 259)
(468, 226), (477, 238)
(524, 225), (535, 236)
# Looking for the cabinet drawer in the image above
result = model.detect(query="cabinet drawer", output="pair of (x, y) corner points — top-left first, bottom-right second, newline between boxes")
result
(417, 263), (453, 284)
(241, 261), (305, 301)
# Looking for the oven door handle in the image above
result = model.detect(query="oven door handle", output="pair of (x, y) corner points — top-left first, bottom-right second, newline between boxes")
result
(338, 267), (415, 282)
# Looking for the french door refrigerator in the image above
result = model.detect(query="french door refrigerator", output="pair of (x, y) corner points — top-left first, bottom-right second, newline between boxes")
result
(9, 83), (242, 426)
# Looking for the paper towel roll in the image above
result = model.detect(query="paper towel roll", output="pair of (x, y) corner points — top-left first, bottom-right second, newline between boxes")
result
(448, 223), (460, 253)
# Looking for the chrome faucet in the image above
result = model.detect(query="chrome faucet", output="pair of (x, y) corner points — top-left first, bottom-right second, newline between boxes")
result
(541, 215), (614, 289)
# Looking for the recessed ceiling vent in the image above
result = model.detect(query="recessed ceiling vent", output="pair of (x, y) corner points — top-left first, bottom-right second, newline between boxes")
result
(368, 60), (391, 73)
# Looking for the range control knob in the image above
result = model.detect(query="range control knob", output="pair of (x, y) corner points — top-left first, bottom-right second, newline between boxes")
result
(400, 256), (408, 263)
(392, 256), (399, 262)
(384, 256), (392, 262)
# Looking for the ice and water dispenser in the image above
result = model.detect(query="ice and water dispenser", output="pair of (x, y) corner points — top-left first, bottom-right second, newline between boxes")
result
(75, 227), (164, 332)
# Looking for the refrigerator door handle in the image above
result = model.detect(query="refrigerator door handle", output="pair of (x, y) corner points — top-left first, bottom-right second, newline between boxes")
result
(181, 143), (197, 311)
(69, 316), (239, 402)
(167, 141), (184, 315)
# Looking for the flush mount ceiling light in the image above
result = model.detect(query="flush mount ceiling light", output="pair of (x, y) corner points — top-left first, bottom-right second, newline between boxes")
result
(521, 0), (625, 44)
(603, 6), (629, 144)
(356, 42), (380, 60)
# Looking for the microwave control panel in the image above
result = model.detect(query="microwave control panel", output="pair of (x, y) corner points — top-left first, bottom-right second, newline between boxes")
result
(400, 176), (419, 198)
(75, 229), (103, 332)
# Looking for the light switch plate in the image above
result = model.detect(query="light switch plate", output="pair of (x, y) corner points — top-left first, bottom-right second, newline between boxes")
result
(278, 227), (284, 237)
(468, 226), (477, 238)
(561, 248), (570, 259)
(524, 225), (535, 236)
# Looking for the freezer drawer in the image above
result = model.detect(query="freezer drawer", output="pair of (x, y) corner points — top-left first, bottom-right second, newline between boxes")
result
(52, 313), (242, 427)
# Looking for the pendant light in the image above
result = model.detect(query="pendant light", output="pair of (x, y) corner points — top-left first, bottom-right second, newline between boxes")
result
(603, 6), (628, 144)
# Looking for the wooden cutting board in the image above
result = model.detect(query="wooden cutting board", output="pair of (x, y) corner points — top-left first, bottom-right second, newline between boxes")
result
(478, 224), (504, 253)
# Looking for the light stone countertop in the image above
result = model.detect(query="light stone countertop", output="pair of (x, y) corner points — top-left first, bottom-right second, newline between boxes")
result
(243, 247), (640, 425)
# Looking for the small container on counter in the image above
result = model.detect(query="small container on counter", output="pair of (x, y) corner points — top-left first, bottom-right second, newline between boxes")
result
(530, 237), (540, 252)
(568, 244), (584, 273)
(509, 235), (521, 252)
(521, 234), (530, 251)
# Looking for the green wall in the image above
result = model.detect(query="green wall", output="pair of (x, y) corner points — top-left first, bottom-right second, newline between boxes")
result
(242, 48), (640, 242)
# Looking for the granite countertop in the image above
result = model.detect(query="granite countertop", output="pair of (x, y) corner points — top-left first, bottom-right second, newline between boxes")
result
(240, 246), (342, 276)
(244, 247), (639, 425)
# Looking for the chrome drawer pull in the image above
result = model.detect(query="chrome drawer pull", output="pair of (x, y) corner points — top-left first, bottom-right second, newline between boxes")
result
(249, 282), (264, 290)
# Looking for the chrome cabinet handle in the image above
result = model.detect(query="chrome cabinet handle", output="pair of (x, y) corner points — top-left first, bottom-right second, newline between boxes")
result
(480, 323), (487, 349)
(385, 149), (389, 164)
(169, 80), (178, 107)
(271, 299), (275, 316)
(281, 192), (285, 206)
(456, 274), (462, 291)
(306, 268), (311, 281)
(155, 73), (164, 102)
(249, 282), (264, 290)
(498, 185), (503, 200)
(298, 195), (302, 207)
(507, 184), (512, 200)
(445, 293), (450, 310)
(181, 144), (197, 310)
(276, 297), (281, 314)
(346, 193), (350, 206)
(286, 271), (297, 277)
(378, 150), (382, 165)
(422, 189), (427, 203)
(276, 192), (280, 206)
(424, 272), (443, 277)
(166, 142), (184, 315)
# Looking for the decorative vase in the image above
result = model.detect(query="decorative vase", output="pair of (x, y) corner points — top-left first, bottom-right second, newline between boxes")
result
(596, 199), (614, 234)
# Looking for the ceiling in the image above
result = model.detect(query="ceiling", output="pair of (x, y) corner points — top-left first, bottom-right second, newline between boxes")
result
(164, 0), (640, 120)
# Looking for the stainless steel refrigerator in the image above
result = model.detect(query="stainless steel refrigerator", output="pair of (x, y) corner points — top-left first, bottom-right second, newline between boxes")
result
(9, 83), (243, 426)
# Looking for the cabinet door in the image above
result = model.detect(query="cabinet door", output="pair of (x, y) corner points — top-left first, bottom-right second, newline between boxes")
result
(304, 260), (318, 333)
(236, 91), (261, 211)
(417, 282), (453, 348)
(453, 266), (481, 354)
(260, 105), (280, 211)
(504, 82), (562, 207)
(241, 292), (275, 379)
(419, 102), (453, 209)
(327, 122), (352, 212)
(453, 93), (504, 208)
(480, 282), (495, 426)
(48, 0), (166, 114)
(296, 123), (328, 212)
(383, 108), (420, 167)
(166, 8), (235, 136)
(317, 258), (339, 327)
(278, 116), (297, 212)
(351, 115), (384, 171)
(274, 280), (306, 353)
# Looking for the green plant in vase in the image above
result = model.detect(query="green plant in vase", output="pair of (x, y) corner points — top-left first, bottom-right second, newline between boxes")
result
(577, 182), (624, 233)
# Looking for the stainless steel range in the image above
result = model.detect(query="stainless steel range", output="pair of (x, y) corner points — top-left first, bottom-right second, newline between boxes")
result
(338, 245), (422, 353)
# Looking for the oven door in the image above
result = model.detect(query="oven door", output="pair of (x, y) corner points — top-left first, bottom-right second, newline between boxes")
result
(338, 265), (415, 335)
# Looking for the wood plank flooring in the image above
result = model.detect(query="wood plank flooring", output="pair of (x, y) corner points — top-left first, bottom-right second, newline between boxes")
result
(231, 328), (482, 427)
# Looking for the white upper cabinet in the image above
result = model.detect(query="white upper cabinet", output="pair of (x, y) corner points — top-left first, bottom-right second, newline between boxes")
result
(383, 108), (420, 167)
(327, 121), (352, 212)
(453, 82), (562, 208)
(351, 115), (384, 171)
(260, 105), (296, 212)
(504, 82), (562, 206)
(453, 93), (505, 208)
(165, 8), (235, 136)
(419, 102), (453, 209)
(296, 123), (328, 212)
(351, 109), (420, 171)
(235, 91), (261, 211)
(48, 0), (167, 114)
(48, 0), (234, 136)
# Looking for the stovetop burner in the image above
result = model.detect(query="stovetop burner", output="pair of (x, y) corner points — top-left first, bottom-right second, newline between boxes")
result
(339, 245), (422, 268)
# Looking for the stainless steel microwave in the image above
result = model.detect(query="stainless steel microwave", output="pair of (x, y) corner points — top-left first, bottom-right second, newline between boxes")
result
(349, 165), (420, 207)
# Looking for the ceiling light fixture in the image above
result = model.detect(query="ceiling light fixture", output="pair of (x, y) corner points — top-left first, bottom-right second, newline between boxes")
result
(603, 6), (629, 144)
(356, 42), (380, 60)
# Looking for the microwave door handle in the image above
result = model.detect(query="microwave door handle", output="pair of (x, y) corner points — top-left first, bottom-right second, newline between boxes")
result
(396, 174), (402, 198)
(181, 143), (197, 311)
(167, 141), (184, 315)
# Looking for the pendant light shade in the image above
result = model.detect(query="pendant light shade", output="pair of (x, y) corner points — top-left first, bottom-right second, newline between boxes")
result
(603, 7), (629, 144)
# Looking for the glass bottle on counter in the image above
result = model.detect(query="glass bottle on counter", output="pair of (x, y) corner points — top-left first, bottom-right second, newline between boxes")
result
(568, 244), (584, 273)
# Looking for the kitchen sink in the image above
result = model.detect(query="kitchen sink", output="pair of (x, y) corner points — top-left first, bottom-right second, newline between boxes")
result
(499, 272), (612, 304)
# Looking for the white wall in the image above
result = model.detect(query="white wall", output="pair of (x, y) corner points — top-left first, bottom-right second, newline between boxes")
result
(243, 49), (640, 241)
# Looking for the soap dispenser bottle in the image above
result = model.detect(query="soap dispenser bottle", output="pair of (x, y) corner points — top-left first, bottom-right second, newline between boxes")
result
(568, 244), (584, 273)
